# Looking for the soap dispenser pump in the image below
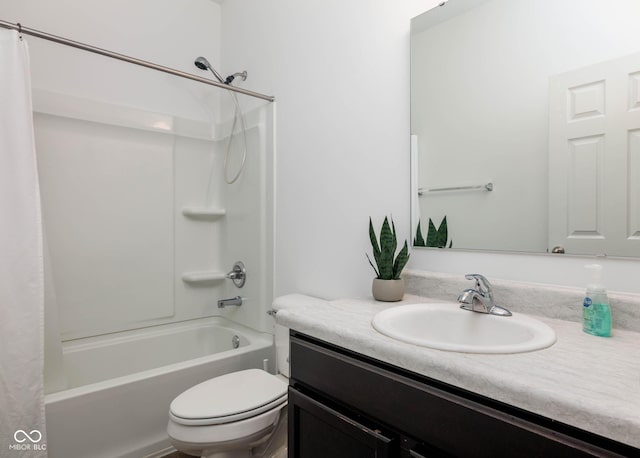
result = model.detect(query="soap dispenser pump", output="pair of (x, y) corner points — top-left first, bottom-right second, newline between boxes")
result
(582, 264), (612, 337)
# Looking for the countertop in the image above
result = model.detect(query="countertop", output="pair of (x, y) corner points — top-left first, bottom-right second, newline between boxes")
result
(273, 293), (640, 449)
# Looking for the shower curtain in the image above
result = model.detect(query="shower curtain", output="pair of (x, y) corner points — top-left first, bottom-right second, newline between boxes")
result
(0, 29), (47, 456)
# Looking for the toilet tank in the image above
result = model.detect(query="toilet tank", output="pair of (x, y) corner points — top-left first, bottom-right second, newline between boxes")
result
(274, 324), (290, 378)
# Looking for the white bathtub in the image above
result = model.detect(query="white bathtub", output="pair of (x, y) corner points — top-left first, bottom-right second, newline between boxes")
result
(44, 317), (275, 458)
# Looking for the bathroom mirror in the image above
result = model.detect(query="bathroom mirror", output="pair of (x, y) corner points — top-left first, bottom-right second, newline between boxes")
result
(411, 0), (640, 257)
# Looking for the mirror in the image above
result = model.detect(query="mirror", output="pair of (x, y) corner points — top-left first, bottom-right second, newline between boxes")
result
(411, 0), (640, 257)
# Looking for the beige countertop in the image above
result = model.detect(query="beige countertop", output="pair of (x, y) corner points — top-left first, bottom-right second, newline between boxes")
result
(273, 293), (640, 449)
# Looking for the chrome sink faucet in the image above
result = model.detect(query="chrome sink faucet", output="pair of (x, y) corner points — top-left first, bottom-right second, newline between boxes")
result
(458, 274), (512, 316)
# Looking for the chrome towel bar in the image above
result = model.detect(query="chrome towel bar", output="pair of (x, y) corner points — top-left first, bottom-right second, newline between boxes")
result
(418, 182), (493, 195)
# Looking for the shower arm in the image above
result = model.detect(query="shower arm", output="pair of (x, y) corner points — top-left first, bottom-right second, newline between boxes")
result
(225, 71), (248, 85)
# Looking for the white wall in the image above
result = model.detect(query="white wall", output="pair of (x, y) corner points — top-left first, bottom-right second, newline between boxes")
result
(221, 0), (439, 300)
(221, 0), (640, 297)
(3, 0), (223, 119)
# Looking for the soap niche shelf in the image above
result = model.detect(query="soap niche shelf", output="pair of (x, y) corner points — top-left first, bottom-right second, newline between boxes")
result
(181, 206), (226, 220)
(181, 204), (226, 285)
(181, 271), (226, 284)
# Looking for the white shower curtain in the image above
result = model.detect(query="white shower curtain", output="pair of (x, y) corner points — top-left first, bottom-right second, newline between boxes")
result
(0, 29), (47, 457)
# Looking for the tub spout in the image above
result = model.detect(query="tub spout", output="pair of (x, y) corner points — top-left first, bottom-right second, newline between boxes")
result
(218, 296), (243, 308)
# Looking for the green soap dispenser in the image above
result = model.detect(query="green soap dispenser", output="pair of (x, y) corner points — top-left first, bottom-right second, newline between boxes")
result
(582, 264), (612, 337)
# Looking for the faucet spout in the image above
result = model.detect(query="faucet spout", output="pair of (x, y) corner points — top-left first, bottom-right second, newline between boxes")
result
(218, 296), (243, 308)
(458, 274), (512, 316)
(458, 288), (491, 313)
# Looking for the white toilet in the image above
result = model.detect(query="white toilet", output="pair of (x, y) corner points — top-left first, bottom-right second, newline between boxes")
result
(167, 326), (290, 458)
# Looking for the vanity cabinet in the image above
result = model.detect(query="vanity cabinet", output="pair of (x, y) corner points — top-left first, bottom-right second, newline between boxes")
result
(288, 331), (637, 458)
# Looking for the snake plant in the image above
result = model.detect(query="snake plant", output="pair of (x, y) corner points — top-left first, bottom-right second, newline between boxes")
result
(367, 216), (410, 280)
(413, 216), (453, 248)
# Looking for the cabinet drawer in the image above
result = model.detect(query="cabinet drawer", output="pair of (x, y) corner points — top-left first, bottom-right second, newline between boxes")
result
(288, 387), (398, 458)
(290, 332), (630, 457)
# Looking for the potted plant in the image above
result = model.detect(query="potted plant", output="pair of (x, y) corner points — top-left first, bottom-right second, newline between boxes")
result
(367, 216), (410, 301)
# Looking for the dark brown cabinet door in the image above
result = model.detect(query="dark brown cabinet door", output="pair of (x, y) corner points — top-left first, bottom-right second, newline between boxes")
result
(288, 387), (398, 458)
(289, 332), (639, 458)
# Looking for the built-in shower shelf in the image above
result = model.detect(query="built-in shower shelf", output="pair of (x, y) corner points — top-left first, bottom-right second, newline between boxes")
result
(181, 271), (227, 284)
(181, 207), (226, 219)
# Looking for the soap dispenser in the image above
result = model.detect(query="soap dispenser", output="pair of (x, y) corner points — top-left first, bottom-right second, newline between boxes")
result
(582, 264), (612, 337)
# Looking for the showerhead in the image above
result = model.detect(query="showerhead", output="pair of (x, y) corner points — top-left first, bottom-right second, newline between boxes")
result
(194, 56), (210, 71)
(194, 56), (225, 84)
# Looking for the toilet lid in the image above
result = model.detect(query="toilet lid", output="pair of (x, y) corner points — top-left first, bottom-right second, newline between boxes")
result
(170, 369), (288, 425)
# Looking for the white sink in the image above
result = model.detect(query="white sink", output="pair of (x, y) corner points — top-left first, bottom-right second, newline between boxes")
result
(372, 303), (556, 354)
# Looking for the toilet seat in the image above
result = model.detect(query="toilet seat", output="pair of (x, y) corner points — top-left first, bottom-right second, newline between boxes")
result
(169, 369), (288, 426)
(170, 395), (287, 426)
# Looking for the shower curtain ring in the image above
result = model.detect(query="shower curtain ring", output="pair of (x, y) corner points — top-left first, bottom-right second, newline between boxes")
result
(17, 23), (22, 39)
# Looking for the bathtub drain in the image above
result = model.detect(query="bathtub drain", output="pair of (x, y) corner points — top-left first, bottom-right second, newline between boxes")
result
(232, 335), (240, 349)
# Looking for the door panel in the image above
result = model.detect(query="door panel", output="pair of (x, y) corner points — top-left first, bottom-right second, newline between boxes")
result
(549, 51), (640, 255)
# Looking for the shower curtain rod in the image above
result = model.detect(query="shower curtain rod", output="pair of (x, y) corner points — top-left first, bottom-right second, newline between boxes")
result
(0, 19), (275, 102)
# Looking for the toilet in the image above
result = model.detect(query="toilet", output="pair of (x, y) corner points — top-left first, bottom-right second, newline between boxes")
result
(167, 326), (290, 458)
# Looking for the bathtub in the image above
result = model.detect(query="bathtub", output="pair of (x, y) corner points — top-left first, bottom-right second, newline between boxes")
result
(44, 317), (275, 458)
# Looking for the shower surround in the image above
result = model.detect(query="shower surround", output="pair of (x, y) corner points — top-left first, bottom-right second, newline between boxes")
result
(33, 76), (274, 457)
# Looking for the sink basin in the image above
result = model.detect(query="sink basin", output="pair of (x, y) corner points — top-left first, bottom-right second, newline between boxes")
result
(372, 303), (556, 354)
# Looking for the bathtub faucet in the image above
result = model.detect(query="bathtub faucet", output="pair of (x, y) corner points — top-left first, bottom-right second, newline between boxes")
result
(218, 296), (243, 308)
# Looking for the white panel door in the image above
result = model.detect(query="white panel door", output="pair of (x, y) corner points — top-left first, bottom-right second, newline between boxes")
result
(548, 52), (640, 256)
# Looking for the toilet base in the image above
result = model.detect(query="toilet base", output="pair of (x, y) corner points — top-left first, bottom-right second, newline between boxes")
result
(251, 410), (287, 458)
(170, 410), (288, 458)
(171, 425), (273, 458)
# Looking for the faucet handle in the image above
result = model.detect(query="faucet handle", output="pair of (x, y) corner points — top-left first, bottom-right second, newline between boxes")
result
(226, 261), (246, 288)
(464, 274), (492, 295)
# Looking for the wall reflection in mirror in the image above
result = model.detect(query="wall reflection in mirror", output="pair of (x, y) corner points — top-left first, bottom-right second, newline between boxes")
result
(411, 0), (640, 257)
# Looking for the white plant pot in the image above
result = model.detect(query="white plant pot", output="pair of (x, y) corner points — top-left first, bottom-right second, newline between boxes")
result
(372, 278), (405, 302)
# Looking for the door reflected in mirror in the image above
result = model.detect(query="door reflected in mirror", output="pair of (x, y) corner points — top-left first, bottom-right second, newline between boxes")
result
(411, 0), (640, 257)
